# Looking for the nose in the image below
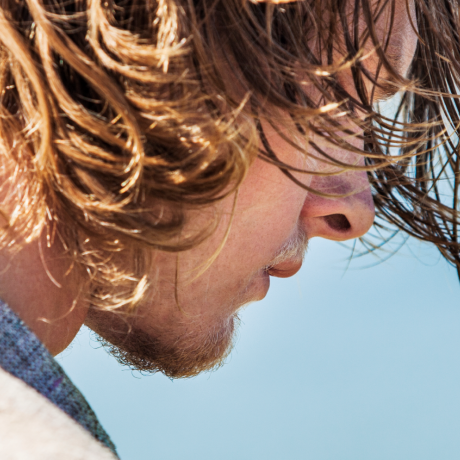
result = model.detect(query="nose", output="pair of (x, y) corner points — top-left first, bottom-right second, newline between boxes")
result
(300, 171), (375, 241)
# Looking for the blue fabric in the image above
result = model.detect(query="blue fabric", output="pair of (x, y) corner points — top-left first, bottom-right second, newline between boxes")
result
(0, 300), (118, 457)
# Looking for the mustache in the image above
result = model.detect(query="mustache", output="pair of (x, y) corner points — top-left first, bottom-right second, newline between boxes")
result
(265, 226), (309, 270)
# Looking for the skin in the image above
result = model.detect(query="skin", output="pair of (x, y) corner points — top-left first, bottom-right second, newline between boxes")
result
(0, 0), (418, 359)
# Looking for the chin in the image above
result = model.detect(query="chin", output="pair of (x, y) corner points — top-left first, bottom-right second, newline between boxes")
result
(85, 307), (240, 379)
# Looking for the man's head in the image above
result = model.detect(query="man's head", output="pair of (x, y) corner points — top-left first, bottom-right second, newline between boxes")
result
(0, 0), (457, 377)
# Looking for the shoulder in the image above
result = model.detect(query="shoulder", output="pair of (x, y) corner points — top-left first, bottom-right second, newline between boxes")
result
(0, 368), (118, 460)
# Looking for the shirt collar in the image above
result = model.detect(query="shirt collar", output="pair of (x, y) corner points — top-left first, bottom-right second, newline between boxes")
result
(0, 300), (118, 457)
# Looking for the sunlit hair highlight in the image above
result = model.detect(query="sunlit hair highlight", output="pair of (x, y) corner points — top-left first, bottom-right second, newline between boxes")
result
(0, 0), (458, 319)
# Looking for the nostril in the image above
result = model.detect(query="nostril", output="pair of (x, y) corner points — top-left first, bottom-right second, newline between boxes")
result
(323, 214), (351, 232)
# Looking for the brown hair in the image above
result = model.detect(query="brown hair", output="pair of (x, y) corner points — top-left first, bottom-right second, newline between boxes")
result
(369, 0), (460, 277)
(0, 0), (458, 313)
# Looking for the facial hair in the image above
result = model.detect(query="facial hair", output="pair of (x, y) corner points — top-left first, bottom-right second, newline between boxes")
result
(87, 225), (308, 379)
(88, 307), (240, 378)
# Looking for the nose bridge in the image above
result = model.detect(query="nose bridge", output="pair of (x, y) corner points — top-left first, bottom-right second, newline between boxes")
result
(300, 170), (375, 241)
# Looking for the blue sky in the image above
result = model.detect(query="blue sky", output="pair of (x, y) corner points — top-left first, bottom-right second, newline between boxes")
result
(58, 236), (460, 460)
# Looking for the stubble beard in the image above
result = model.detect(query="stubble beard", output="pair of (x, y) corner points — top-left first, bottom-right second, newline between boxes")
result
(88, 307), (240, 379)
(87, 225), (308, 379)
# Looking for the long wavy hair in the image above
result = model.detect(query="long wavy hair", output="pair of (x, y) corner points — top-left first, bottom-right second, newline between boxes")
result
(0, 0), (458, 312)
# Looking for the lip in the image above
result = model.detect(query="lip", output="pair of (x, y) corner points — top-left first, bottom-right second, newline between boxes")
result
(267, 260), (303, 279)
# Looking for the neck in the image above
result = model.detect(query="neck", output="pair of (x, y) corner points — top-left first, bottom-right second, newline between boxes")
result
(0, 233), (88, 355)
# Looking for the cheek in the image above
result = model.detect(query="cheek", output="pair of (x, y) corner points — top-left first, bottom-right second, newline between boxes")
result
(226, 156), (308, 256)
(236, 154), (310, 219)
(260, 118), (317, 172)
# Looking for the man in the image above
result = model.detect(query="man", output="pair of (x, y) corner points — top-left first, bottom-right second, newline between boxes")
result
(0, 0), (458, 457)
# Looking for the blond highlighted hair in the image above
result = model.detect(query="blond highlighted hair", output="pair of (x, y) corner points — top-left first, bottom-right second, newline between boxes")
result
(0, 0), (458, 312)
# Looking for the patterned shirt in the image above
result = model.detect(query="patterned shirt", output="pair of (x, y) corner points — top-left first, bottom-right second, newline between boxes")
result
(0, 300), (118, 457)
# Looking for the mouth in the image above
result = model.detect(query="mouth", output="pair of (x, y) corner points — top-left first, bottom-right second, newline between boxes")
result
(267, 259), (303, 278)
(263, 225), (308, 280)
